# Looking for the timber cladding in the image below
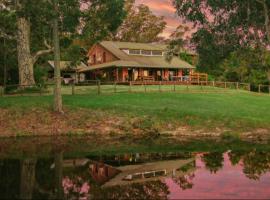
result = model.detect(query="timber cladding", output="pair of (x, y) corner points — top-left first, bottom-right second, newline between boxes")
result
(88, 44), (118, 66)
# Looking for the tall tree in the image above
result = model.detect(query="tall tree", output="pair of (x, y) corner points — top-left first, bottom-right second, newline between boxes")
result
(173, 0), (270, 81)
(81, 0), (126, 46)
(52, 0), (62, 113)
(15, 0), (53, 86)
(111, 0), (166, 43)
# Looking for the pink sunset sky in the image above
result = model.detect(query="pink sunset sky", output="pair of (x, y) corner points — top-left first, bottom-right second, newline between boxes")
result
(135, 0), (193, 38)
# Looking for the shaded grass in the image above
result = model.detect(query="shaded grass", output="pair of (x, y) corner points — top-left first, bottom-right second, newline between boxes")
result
(0, 91), (270, 130)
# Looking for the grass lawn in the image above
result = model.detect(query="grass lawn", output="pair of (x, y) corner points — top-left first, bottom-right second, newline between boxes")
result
(1, 88), (270, 132)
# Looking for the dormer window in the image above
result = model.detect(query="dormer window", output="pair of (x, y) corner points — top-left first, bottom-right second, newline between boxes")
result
(129, 49), (141, 55)
(122, 49), (164, 56)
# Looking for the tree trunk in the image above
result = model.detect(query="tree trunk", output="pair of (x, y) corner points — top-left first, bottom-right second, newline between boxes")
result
(3, 38), (7, 87)
(20, 159), (37, 199)
(17, 16), (35, 86)
(54, 152), (64, 199)
(53, 0), (63, 113)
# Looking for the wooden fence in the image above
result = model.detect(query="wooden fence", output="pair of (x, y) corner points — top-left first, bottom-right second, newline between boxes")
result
(0, 81), (269, 96)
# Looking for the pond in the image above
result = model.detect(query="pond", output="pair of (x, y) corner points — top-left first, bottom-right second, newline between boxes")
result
(0, 137), (270, 199)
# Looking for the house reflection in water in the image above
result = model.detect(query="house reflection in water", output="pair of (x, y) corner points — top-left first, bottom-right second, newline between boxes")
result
(89, 161), (121, 185)
(85, 153), (196, 187)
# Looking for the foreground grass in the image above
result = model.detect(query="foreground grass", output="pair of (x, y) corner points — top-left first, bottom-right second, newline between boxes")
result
(0, 90), (270, 132)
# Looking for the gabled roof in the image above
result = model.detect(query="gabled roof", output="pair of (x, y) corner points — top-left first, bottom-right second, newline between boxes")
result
(80, 41), (195, 72)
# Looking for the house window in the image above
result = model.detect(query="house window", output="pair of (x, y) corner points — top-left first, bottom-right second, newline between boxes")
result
(152, 50), (163, 56)
(93, 54), (96, 64)
(129, 49), (141, 55)
(103, 52), (106, 62)
(141, 50), (151, 56)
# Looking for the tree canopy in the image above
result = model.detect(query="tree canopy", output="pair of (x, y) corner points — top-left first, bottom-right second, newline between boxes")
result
(111, 0), (166, 43)
(173, 0), (270, 82)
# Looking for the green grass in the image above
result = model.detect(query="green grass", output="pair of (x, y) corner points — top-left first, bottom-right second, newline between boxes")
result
(1, 87), (270, 130)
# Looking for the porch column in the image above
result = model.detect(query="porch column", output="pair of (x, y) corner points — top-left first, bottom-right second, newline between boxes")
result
(122, 67), (128, 81)
(115, 68), (119, 82)
(177, 69), (183, 77)
(163, 69), (169, 80)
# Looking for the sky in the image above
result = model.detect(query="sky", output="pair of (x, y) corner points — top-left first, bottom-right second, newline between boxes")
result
(135, 0), (188, 38)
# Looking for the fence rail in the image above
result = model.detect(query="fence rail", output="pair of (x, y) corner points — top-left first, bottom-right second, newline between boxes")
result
(0, 81), (269, 97)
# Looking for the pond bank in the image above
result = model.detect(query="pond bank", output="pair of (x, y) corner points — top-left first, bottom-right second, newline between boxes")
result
(0, 107), (269, 142)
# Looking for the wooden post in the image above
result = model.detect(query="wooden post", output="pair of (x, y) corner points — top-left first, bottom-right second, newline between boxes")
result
(114, 82), (117, 93)
(72, 83), (75, 95)
(0, 86), (3, 96)
(212, 81), (215, 87)
(97, 80), (101, 95)
(39, 84), (42, 96)
(258, 84), (261, 93)
(144, 81), (146, 93)
(159, 81), (161, 92)
(129, 81), (132, 93)
(248, 83), (251, 91)
(224, 82), (227, 89)
(236, 82), (239, 90)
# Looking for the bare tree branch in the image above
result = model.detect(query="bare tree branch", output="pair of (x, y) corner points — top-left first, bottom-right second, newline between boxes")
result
(32, 39), (54, 63)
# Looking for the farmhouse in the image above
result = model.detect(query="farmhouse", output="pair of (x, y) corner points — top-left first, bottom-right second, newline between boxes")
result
(78, 41), (203, 82)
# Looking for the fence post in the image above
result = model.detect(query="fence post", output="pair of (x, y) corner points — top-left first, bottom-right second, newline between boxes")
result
(72, 83), (75, 95)
(224, 82), (227, 89)
(248, 83), (251, 91)
(129, 81), (132, 93)
(114, 82), (117, 93)
(236, 82), (239, 90)
(258, 84), (261, 93)
(212, 81), (215, 87)
(39, 84), (42, 96)
(97, 80), (101, 95)
(144, 81), (146, 93)
(0, 86), (3, 96)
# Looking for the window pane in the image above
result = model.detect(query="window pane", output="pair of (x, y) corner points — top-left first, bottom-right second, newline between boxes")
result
(129, 49), (141, 55)
(152, 50), (163, 56)
(141, 50), (151, 55)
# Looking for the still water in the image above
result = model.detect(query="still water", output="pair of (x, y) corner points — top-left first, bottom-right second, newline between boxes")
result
(0, 142), (270, 199)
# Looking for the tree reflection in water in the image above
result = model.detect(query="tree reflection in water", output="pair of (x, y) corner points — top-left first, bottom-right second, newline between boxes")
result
(172, 173), (195, 190)
(1, 150), (270, 199)
(93, 181), (169, 200)
(229, 150), (270, 180)
(201, 152), (224, 174)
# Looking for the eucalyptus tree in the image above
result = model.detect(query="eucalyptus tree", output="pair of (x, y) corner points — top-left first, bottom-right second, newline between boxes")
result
(1, 0), (125, 86)
(1, 0), (125, 112)
(110, 0), (166, 43)
(173, 0), (270, 80)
